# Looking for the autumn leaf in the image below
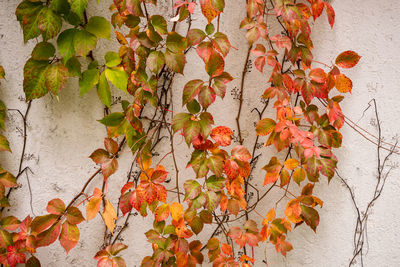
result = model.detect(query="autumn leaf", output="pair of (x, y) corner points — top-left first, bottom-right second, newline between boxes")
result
(154, 203), (170, 222)
(210, 126), (233, 146)
(335, 50), (361, 68)
(232, 145), (251, 162)
(59, 221), (79, 254)
(200, 0), (221, 23)
(256, 118), (276, 136)
(335, 73), (353, 93)
(86, 188), (102, 221)
(102, 199), (117, 233)
(170, 202), (183, 221)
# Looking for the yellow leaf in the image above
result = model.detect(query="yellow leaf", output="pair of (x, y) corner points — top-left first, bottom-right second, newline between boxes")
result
(266, 208), (275, 222)
(86, 188), (102, 221)
(170, 202), (183, 221)
(284, 158), (299, 170)
(102, 199), (117, 233)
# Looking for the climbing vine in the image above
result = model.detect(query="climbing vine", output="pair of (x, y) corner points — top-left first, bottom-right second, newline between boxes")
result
(0, 0), (379, 266)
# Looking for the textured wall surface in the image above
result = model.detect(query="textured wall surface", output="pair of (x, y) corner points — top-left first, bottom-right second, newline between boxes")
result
(0, 0), (400, 266)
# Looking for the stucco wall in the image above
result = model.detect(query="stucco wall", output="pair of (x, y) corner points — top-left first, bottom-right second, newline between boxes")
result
(0, 0), (400, 266)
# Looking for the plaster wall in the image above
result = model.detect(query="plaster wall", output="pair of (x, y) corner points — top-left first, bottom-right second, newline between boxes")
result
(0, 0), (400, 266)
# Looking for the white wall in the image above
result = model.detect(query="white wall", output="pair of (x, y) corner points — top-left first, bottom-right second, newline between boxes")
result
(0, 0), (400, 266)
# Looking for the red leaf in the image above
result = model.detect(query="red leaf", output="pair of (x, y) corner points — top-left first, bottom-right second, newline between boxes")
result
(59, 221), (79, 254)
(104, 138), (119, 154)
(46, 198), (66, 215)
(309, 68), (326, 84)
(254, 56), (266, 72)
(325, 2), (335, 28)
(232, 146), (251, 162)
(36, 221), (61, 247)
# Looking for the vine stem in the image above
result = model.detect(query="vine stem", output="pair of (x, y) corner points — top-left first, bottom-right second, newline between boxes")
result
(236, 45), (252, 145)
(2, 101), (32, 212)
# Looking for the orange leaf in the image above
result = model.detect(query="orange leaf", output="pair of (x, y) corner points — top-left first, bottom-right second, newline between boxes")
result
(335, 73), (352, 93)
(266, 208), (275, 222)
(200, 0), (221, 23)
(210, 126), (233, 146)
(170, 202), (183, 221)
(86, 188), (102, 221)
(284, 158), (299, 170)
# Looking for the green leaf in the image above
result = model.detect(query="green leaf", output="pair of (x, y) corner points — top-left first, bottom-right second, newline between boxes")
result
(190, 216), (203, 235)
(300, 205), (319, 232)
(73, 30), (97, 58)
(187, 29), (206, 46)
(183, 119), (201, 145)
(68, 0), (88, 19)
(15, 1), (43, 43)
(32, 42), (56, 60)
(23, 59), (50, 101)
(105, 68), (128, 93)
(0, 100), (6, 131)
(65, 56), (81, 77)
(182, 79), (203, 106)
(97, 72), (111, 107)
(211, 0), (225, 12)
(124, 15), (140, 28)
(165, 50), (186, 74)
(172, 113), (191, 133)
(104, 52), (121, 68)
(50, 0), (70, 15)
(79, 68), (99, 96)
(0, 135), (11, 152)
(207, 156), (223, 177)
(150, 15), (167, 35)
(206, 50), (224, 77)
(146, 51), (165, 73)
(57, 28), (78, 62)
(206, 176), (225, 191)
(45, 64), (69, 95)
(199, 112), (214, 138)
(26, 256), (41, 267)
(37, 7), (62, 41)
(183, 180), (202, 201)
(198, 86), (216, 108)
(205, 23), (215, 35)
(86, 16), (111, 39)
(187, 99), (201, 114)
(205, 191), (219, 211)
(99, 113), (125, 127)
(166, 32), (187, 53)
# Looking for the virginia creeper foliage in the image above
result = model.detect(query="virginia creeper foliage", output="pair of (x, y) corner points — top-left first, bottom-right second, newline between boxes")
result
(0, 0), (362, 266)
